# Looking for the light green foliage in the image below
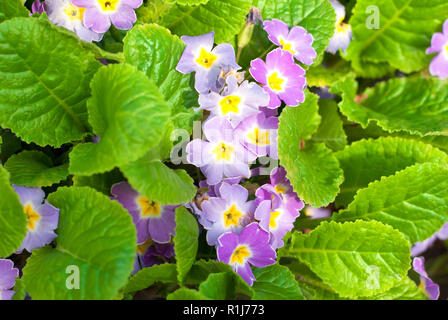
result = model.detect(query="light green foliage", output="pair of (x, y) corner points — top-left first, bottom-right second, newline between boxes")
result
(123, 263), (178, 294)
(0, 0), (29, 23)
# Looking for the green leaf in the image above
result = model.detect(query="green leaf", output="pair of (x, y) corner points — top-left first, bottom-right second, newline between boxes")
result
(311, 99), (347, 151)
(22, 186), (137, 299)
(174, 207), (199, 285)
(364, 277), (427, 300)
(123, 24), (199, 132)
(72, 169), (124, 196)
(0, 18), (101, 147)
(307, 63), (353, 88)
(331, 76), (448, 137)
(4, 151), (69, 187)
(0, 0), (28, 23)
(335, 137), (448, 207)
(280, 220), (411, 298)
(12, 278), (26, 301)
(0, 165), (27, 257)
(123, 263), (178, 294)
(256, 0), (336, 56)
(199, 272), (236, 300)
(121, 155), (196, 205)
(0, 130), (22, 164)
(167, 0), (210, 6)
(346, 0), (448, 77)
(161, 0), (252, 43)
(69, 64), (171, 175)
(334, 163), (448, 244)
(167, 287), (209, 300)
(252, 264), (304, 300)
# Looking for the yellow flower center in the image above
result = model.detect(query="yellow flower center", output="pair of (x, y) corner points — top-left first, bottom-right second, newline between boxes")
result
(196, 48), (217, 69)
(64, 4), (85, 21)
(219, 95), (241, 114)
(267, 72), (284, 91)
(138, 197), (160, 217)
(136, 238), (153, 255)
(212, 142), (234, 161)
(247, 127), (270, 146)
(336, 22), (350, 33)
(279, 38), (295, 54)
(230, 245), (251, 264)
(98, 0), (119, 11)
(223, 204), (243, 227)
(24, 204), (40, 230)
(269, 210), (281, 229)
(275, 183), (288, 194)
(444, 44), (448, 56)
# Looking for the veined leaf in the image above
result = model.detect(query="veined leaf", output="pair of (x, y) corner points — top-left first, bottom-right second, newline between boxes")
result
(167, 287), (209, 300)
(334, 163), (448, 244)
(280, 221), (410, 298)
(123, 263), (178, 294)
(73, 169), (124, 196)
(198, 272), (236, 300)
(346, 0), (448, 77)
(0, 18), (101, 147)
(161, 0), (252, 43)
(331, 77), (448, 136)
(22, 187), (137, 299)
(5, 151), (69, 187)
(0, 0), (28, 23)
(69, 64), (171, 175)
(0, 165), (27, 257)
(335, 137), (448, 207)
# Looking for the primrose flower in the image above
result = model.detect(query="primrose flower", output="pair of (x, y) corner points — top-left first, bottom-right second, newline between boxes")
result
(133, 238), (152, 275)
(235, 112), (278, 159)
(111, 182), (176, 244)
(186, 117), (256, 185)
(0, 259), (19, 300)
(263, 19), (316, 65)
(30, 0), (45, 15)
(71, 0), (142, 33)
(412, 223), (448, 256)
(303, 205), (332, 219)
(201, 183), (256, 246)
(217, 223), (276, 286)
(45, 0), (104, 42)
(13, 186), (59, 253)
(326, 0), (352, 54)
(413, 257), (440, 300)
(176, 32), (240, 93)
(250, 48), (306, 108)
(143, 242), (175, 267)
(426, 19), (448, 79)
(197, 76), (269, 128)
(213, 66), (246, 92)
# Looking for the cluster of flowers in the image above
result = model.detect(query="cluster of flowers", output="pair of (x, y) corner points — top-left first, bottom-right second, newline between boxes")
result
(174, 15), (320, 285)
(30, 0), (143, 42)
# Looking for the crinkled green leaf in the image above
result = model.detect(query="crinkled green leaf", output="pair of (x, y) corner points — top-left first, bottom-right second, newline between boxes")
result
(307, 63), (353, 88)
(72, 169), (124, 196)
(121, 155), (196, 205)
(281, 221), (411, 298)
(331, 77), (448, 136)
(0, 130), (22, 164)
(334, 163), (448, 244)
(174, 207), (199, 285)
(0, 0), (28, 23)
(167, 287), (209, 300)
(12, 278), (26, 301)
(198, 272), (236, 300)
(167, 0), (209, 6)
(0, 18), (101, 147)
(161, 0), (252, 43)
(346, 0), (448, 77)
(123, 263), (178, 294)
(4, 151), (69, 187)
(22, 186), (137, 299)
(335, 137), (448, 207)
(311, 99), (347, 151)
(252, 264), (304, 300)
(69, 64), (171, 175)
(0, 165), (27, 257)
(364, 277), (427, 300)
(123, 24), (199, 132)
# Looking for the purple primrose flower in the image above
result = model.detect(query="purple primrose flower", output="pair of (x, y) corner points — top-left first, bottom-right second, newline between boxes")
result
(0, 259), (19, 300)
(412, 223), (448, 256)
(326, 0), (352, 54)
(30, 0), (45, 15)
(413, 257), (440, 300)
(426, 19), (448, 79)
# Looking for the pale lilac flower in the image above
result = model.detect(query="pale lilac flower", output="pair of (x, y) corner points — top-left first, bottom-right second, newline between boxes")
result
(197, 76), (269, 128)
(235, 112), (278, 159)
(0, 259), (19, 300)
(426, 19), (448, 79)
(303, 205), (332, 219)
(13, 186), (59, 253)
(30, 0), (45, 15)
(264, 19), (316, 65)
(213, 66), (246, 92)
(72, 0), (142, 33)
(250, 48), (306, 108)
(412, 223), (448, 256)
(143, 242), (175, 267)
(111, 182), (177, 244)
(413, 257), (440, 300)
(186, 117), (256, 185)
(326, 0), (352, 54)
(45, 0), (104, 42)
(176, 32), (240, 93)
(217, 223), (276, 286)
(201, 183), (256, 246)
